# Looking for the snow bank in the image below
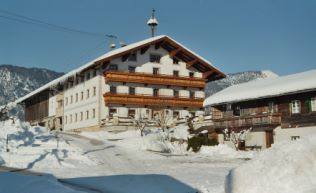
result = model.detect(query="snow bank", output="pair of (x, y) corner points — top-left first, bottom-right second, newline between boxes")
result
(225, 135), (316, 193)
(81, 127), (189, 154)
(0, 120), (94, 169)
(0, 172), (83, 193)
(199, 144), (255, 160)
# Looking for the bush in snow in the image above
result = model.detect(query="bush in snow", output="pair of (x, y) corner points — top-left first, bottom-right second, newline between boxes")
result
(187, 135), (219, 152)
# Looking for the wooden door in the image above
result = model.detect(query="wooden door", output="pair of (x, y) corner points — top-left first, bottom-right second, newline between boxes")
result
(265, 130), (274, 148)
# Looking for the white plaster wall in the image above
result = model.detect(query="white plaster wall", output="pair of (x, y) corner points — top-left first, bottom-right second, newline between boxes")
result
(274, 126), (316, 143)
(48, 95), (56, 117)
(245, 131), (266, 147)
(63, 71), (102, 131)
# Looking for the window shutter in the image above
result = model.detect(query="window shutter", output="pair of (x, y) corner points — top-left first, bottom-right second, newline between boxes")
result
(305, 99), (312, 112)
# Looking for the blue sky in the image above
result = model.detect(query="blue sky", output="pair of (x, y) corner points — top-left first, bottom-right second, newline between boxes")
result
(0, 0), (315, 75)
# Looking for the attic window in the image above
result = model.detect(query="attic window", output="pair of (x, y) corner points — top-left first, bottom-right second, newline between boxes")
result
(150, 54), (161, 63)
(173, 58), (179, 64)
(127, 53), (137, 62)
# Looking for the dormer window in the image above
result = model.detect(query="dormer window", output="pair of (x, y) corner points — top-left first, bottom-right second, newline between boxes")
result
(150, 54), (161, 63)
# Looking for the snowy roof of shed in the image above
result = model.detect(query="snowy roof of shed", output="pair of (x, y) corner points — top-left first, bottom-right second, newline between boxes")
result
(16, 35), (224, 103)
(203, 69), (316, 107)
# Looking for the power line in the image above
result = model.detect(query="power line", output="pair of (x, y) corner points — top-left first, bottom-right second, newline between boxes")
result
(0, 9), (115, 38)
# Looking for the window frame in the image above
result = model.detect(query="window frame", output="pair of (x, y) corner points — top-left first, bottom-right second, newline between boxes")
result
(291, 100), (301, 114)
(150, 53), (161, 63)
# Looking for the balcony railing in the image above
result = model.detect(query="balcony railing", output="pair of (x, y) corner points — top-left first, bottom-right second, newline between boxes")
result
(212, 113), (282, 128)
(104, 71), (206, 88)
(103, 92), (204, 108)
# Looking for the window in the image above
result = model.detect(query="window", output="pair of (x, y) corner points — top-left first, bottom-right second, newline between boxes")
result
(109, 108), (117, 117)
(76, 78), (80, 85)
(65, 97), (68, 106)
(173, 57), (179, 64)
(80, 112), (83, 121)
(75, 113), (78, 122)
(128, 109), (136, 118)
(291, 100), (301, 114)
(92, 109), (96, 118)
(110, 86), (117, 94)
(190, 91), (195, 99)
(129, 87), (135, 95)
(58, 100), (63, 108)
(81, 76), (84, 83)
(153, 68), (159, 75)
(173, 111), (179, 119)
(153, 88), (159, 96)
(174, 90), (179, 97)
(189, 72), (194, 78)
(233, 106), (241, 116)
(93, 70), (97, 77)
(291, 136), (300, 141)
(173, 70), (179, 77)
(109, 64), (118, 71)
(75, 93), (78, 102)
(86, 110), (89, 120)
(127, 53), (137, 62)
(93, 87), (96, 96)
(128, 66), (136, 73)
(81, 91), (84, 100)
(150, 54), (161, 63)
(87, 89), (90, 99)
(70, 95), (73, 104)
(225, 104), (232, 111)
(311, 97), (316, 112)
(268, 102), (277, 113)
(86, 72), (90, 80)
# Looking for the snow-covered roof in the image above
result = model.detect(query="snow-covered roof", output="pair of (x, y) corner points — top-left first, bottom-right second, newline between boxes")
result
(204, 69), (316, 107)
(16, 35), (222, 103)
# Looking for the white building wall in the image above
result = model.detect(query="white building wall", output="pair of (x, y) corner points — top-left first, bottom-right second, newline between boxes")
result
(63, 70), (102, 131)
(48, 95), (56, 117)
(274, 126), (316, 143)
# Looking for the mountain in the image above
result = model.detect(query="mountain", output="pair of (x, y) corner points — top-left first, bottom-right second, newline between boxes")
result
(205, 70), (278, 97)
(0, 64), (64, 105)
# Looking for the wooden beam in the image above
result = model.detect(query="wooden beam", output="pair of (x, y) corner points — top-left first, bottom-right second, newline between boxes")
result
(121, 53), (130, 62)
(155, 41), (164, 49)
(140, 46), (150, 55)
(203, 70), (215, 79)
(169, 48), (181, 57)
(186, 59), (198, 68)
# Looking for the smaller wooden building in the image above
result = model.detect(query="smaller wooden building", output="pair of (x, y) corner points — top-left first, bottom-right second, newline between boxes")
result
(204, 69), (316, 149)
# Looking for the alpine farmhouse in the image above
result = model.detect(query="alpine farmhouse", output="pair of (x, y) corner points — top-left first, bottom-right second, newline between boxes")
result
(16, 35), (225, 131)
(204, 69), (316, 149)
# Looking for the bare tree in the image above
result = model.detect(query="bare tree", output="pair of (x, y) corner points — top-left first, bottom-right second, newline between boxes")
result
(132, 116), (150, 137)
(154, 110), (171, 132)
(224, 127), (252, 150)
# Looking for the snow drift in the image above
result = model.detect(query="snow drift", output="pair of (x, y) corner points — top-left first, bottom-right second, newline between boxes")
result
(225, 135), (316, 193)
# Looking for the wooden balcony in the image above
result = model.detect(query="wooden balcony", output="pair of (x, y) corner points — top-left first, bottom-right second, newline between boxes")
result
(104, 71), (206, 88)
(212, 113), (282, 129)
(103, 92), (204, 108)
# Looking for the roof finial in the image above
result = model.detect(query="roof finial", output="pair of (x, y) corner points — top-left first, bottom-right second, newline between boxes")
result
(147, 9), (158, 37)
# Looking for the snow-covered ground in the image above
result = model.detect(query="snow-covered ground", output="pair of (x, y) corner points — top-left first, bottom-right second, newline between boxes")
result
(1, 120), (314, 193)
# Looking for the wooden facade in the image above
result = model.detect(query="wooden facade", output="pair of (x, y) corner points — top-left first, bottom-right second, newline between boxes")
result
(104, 71), (206, 88)
(24, 90), (49, 122)
(211, 90), (316, 129)
(103, 92), (204, 108)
